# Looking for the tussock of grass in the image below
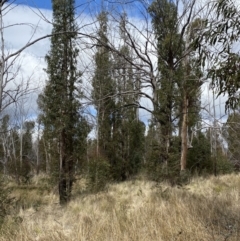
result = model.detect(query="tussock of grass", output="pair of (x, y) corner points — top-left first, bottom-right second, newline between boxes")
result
(1, 174), (240, 240)
(6, 174), (54, 211)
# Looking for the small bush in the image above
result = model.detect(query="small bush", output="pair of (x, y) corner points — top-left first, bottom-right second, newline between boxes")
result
(0, 176), (15, 229)
(87, 158), (111, 192)
(216, 154), (234, 175)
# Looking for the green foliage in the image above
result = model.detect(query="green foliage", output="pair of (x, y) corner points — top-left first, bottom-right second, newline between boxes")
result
(91, 11), (145, 182)
(188, 130), (234, 176)
(87, 158), (111, 192)
(22, 121), (34, 160)
(148, 0), (186, 168)
(199, 0), (240, 110)
(225, 112), (240, 163)
(148, 0), (179, 59)
(110, 119), (145, 181)
(145, 136), (161, 181)
(92, 11), (115, 162)
(216, 153), (234, 174)
(0, 176), (15, 229)
(145, 124), (162, 181)
(187, 132), (212, 174)
(38, 0), (90, 204)
(128, 120), (145, 176)
(209, 53), (240, 110)
(19, 121), (35, 183)
(145, 132), (180, 183)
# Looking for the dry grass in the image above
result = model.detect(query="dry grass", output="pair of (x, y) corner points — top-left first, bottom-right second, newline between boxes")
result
(1, 174), (240, 240)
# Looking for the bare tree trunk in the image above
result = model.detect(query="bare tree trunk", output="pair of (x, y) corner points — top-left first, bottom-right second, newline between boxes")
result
(96, 109), (99, 160)
(59, 129), (73, 205)
(10, 130), (20, 184)
(212, 90), (217, 176)
(36, 122), (40, 175)
(43, 137), (50, 174)
(180, 95), (188, 171)
(0, 3), (5, 112)
(59, 130), (66, 205)
(1, 135), (8, 176)
(19, 128), (23, 171)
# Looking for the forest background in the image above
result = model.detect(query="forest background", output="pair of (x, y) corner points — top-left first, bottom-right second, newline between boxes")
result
(0, 0), (240, 207)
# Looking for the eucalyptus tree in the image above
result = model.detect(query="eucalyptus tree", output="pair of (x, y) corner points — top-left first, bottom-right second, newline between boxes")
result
(148, 0), (182, 168)
(148, 0), (203, 173)
(191, 0), (240, 174)
(90, 0), (204, 176)
(197, 0), (240, 110)
(177, 19), (203, 172)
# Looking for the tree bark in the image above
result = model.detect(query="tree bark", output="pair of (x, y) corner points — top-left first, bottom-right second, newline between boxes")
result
(59, 129), (74, 205)
(180, 95), (188, 171)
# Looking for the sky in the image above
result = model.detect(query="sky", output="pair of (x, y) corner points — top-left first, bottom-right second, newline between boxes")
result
(2, 1), (51, 126)
(2, 0), (229, 134)
(3, 0), (154, 127)
(14, 0), (52, 9)
(14, 0), (99, 10)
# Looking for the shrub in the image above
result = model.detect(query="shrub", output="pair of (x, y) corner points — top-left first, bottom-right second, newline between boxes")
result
(87, 158), (111, 192)
(0, 176), (15, 228)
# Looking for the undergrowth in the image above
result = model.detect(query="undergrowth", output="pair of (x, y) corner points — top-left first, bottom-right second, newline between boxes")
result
(1, 173), (240, 240)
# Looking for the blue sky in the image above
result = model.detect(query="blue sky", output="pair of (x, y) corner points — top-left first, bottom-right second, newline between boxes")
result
(14, 0), (52, 9)
(14, 0), (98, 10)
(6, 0), (227, 126)
(13, 0), (144, 18)
(14, 0), (103, 11)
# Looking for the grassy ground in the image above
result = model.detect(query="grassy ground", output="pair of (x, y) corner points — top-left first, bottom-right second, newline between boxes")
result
(1, 173), (240, 240)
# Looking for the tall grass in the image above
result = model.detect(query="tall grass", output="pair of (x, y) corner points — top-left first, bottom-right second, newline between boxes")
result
(1, 174), (240, 240)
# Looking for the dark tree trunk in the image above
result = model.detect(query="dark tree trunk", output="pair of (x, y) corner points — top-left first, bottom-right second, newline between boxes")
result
(59, 128), (74, 205)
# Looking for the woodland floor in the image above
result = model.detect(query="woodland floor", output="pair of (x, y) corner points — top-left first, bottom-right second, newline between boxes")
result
(1, 173), (240, 240)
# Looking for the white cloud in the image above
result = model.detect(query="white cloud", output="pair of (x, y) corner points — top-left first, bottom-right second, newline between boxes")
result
(1, 4), (52, 119)
(2, 4), (95, 119)
(4, 4), (52, 55)
(1, 1), (231, 134)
